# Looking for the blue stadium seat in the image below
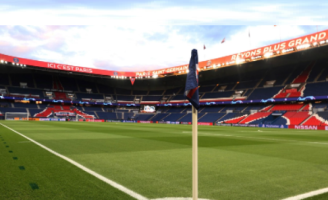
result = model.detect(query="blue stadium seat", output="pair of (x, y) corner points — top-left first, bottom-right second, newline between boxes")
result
(199, 113), (226, 122)
(200, 106), (223, 113)
(247, 86), (283, 100)
(148, 90), (164, 95)
(162, 113), (185, 121)
(97, 84), (115, 94)
(76, 79), (98, 93)
(116, 95), (135, 101)
(7, 87), (45, 98)
(133, 90), (148, 95)
(76, 93), (104, 100)
(83, 106), (104, 112)
(199, 85), (215, 93)
(234, 80), (259, 90)
(166, 107), (186, 113)
(218, 113), (245, 122)
(10, 74), (35, 88)
(116, 88), (132, 95)
(303, 82), (328, 96)
(202, 91), (234, 99)
(152, 113), (169, 121)
(59, 76), (78, 91)
(135, 114), (154, 121)
(96, 112), (118, 120)
(0, 73), (9, 86)
(164, 88), (181, 95)
(142, 96), (162, 101)
(34, 74), (53, 89)
(13, 103), (38, 109)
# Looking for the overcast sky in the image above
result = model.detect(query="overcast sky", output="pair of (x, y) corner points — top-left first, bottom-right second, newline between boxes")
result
(0, 0), (327, 71)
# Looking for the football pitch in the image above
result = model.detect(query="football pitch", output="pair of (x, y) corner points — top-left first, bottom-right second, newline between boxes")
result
(1, 121), (328, 200)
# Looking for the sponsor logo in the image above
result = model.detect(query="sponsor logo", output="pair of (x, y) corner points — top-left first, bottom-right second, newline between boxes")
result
(198, 122), (213, 126)
(231, 100), (243, 104)
(294, 125), (318, 130)
(13, 58), (19, 63)
(138, 121), (153, 123)
(261, 124), (287, 128)
(122, 120), (137, 123)
(231, 31), (327, 61)
(261, 98), (275, 103)
(114, 71), (118, 76)
(216, 123), (232, 126)
(297, 96), (315, 101)
(47, 63), (93, 73)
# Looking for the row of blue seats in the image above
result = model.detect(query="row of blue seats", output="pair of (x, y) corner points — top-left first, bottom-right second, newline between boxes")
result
(6, 80), (328, 102)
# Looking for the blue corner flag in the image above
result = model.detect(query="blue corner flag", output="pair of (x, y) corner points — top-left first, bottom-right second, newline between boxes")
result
(184, 49), (200, 110)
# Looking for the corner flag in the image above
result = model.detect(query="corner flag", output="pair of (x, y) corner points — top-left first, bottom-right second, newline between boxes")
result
(184, 49), (200, 110)
(185, 49), (200, 200)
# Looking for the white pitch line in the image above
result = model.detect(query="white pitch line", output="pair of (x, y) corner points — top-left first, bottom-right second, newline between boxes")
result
(0, 123), (148, 200)
(281, 187), (328, 200)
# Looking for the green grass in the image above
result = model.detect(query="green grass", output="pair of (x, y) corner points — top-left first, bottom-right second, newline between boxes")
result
(1, 121), (328, 200)
(304, 192), (328, 200)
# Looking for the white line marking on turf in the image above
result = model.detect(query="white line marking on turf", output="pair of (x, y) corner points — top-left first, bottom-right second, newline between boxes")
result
(151, 198), (210, 200)
(281, 187), (328, 200)
(0, 123), (148, 200)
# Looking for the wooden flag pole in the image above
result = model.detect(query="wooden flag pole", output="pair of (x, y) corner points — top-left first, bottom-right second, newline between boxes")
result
(192, 105), (198, 200)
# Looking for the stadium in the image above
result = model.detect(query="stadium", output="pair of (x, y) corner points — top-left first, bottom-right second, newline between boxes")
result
(1, 29), (328, 200)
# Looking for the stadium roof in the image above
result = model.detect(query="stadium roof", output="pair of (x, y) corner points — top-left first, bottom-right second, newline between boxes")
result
(0, 29), (327, 80)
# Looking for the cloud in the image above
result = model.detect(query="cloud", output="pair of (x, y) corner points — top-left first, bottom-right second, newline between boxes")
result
(1, 25), (328, 71)
(0, 0), (327, 71)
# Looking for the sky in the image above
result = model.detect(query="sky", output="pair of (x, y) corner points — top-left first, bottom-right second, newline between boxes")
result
(0, 0), (327, 72)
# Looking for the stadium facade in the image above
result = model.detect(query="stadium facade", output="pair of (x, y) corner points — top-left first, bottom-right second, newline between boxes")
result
(1, 29), (328, 130)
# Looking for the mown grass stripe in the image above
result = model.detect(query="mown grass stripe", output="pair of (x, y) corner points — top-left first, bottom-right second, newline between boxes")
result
(0, 123), (148, 200)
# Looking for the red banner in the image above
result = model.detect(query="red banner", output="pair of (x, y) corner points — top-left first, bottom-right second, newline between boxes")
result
(1, 29), (327, 78)
(137, 121), (153, 123)
(130, 77), (135, 85)
(288, 125), (328, 130)
(198, 122), (213, 126)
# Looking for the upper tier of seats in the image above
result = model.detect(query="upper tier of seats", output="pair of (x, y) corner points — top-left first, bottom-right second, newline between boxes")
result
(1, 58), (328, 106)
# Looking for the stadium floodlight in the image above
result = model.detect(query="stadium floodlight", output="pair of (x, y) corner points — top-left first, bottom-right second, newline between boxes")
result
(264, 52), (273, 58)
(187, 69), (190, 73)
(320, 41), (326, 45)
(251, 56), (262, 60)
(236, 58), (245, 64)
(153, 75), (158, 78)
(12, 62), (15, 65)
(313, 42), (318, 46)
(0, 60), (3, 63)
(296, 44), (310, 50)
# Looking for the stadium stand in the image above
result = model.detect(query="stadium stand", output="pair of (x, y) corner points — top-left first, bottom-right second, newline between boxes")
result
(198, 113), (226, 122)
(239, 112), (272, 124)
(151, 113), (169, 121)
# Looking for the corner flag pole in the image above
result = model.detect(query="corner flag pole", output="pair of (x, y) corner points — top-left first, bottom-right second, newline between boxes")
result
(184, 49), (200, 200)
(192, 105), (198, 200)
